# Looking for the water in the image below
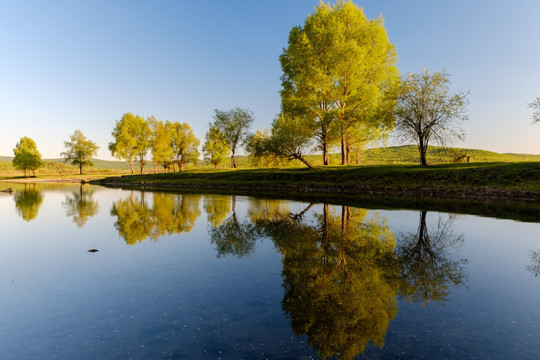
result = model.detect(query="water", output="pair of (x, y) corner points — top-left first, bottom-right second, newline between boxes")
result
(0, 182), (539, 359)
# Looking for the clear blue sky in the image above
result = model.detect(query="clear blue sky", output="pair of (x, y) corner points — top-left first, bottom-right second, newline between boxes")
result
(1, 0), (539, 160)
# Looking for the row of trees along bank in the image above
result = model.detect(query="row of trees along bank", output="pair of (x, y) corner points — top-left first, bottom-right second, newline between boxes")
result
(13, 1), (540, 176)
(108, 108), (254, 174)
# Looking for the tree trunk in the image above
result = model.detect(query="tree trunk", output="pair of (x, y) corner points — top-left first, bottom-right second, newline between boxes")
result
(296, 155), (316, 170)
(139, 158), (144, 174)
(321, 123), (330, 165)
(79, 164), (83, 175)
(341, 205), (350, 234)
(323, 142), (329, 165)
(341, 136), (346, 165)
(341, 134), (351, 165)
(321, 203), (329, 264)
(231, 150), (236, 168)
(418, 138), (428, 166)
(129, 158), (134, 174)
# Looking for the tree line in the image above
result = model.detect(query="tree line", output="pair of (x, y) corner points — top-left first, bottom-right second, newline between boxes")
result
(9, 1), (540, 176)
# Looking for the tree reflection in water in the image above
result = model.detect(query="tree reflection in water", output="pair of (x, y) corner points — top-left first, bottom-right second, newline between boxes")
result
(110, 191), (201, 245)
(209, 196), (258, 258)
(14, 184), (43, 222)
(209, 199), (468, 360)
(527, 250), (540, 277)
(62, 185), (99, 228)
(396, 211), (468, 305)
(109, 192), (468, 359)
(257, 204), (398, 359)
(203, 194), (231, 227)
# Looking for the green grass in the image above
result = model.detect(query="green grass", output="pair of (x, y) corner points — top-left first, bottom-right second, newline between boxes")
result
(4, 145), (540, 202)
(228, 145), (540, 168)
(92, 161), (540, 202)
(2, 145), (539, 175)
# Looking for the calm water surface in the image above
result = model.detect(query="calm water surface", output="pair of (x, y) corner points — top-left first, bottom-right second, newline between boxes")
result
(0, 183), (539, 359)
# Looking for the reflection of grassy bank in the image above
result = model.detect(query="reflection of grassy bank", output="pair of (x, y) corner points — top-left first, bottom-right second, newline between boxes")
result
(92, 162), (540, 202)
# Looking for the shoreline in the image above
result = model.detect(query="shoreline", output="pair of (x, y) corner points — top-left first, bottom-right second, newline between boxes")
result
(3, 161), (540, 203)
(91, 179), (540, 202)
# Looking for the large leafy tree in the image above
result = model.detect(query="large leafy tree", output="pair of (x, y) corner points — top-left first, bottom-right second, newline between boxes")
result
(394, 69), (469, 166)
(61, 129), (99, 175)
(12, 137), (43, 177)
(170, 122), (200, 171)
(202, 125), (229, 168)
(280, 0), (399, 165)
(211, 107), (254, 168)
(109, 113), (150, 174)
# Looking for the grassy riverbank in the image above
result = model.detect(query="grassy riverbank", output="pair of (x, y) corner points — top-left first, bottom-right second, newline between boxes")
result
(91, 161), (540, 201)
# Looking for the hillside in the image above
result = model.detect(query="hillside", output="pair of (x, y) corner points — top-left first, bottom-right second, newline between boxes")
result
(1, 146), (539, 175)
(234, 145), (540, 167)
(0, 157), (132, 170)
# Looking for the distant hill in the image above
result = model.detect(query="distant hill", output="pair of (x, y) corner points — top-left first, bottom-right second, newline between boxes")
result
(0, 156), (132, 170)
(235, 145), (540, 167)
(44, 158), (133, 170)
(1, 146), (540, 173)
(361, 145), (540, 164)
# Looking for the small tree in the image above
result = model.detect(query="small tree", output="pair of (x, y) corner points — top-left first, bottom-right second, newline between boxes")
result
(528, 97), (540, 124)
(249, 114), (315, 170)
(61, 130), (99, 175)
(12, 137), (43, 177)
(203, 125), (229, 168)
(211, 107), (254, 168)
(394, 69), (469, 166)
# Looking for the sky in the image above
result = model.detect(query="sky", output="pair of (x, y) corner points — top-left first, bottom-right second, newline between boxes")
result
(1, 0), (539, 160)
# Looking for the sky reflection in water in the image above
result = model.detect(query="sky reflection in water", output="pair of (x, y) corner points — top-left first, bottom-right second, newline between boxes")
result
(0, 183), (539, 359)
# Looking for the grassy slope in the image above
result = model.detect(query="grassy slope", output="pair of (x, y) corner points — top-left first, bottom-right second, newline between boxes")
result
(92, 161), (540, 202)
(233, 145), (540, 167)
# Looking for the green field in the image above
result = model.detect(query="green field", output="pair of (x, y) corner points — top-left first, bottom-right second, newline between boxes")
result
(91, 161), (540, 203)
(233, 145), (540, 168)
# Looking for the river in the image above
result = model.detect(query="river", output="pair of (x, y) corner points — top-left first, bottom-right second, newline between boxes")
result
(1, 182), (539, 359)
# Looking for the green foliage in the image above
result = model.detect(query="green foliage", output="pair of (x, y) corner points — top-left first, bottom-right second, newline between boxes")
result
(12, 137), (43, 176)
(211, 107), (254, 168)
(14, 185), (43, 221)
(61, 129), (99, 175)
(62, 186), (99, 227)
(245, 129), (281, 168)
(204, 194), (231, 227)
(148, 116), (175, 172)
(203, 125), (229, 168)
(395, 69), (469, 165)
(110, 193), (201, 245)
(280, 0), (399, 165)
(109, 113), (150, 174)
(528, 97), (540, 124)
(248, 114), (315, 169)
(170, 122), (200, 171)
